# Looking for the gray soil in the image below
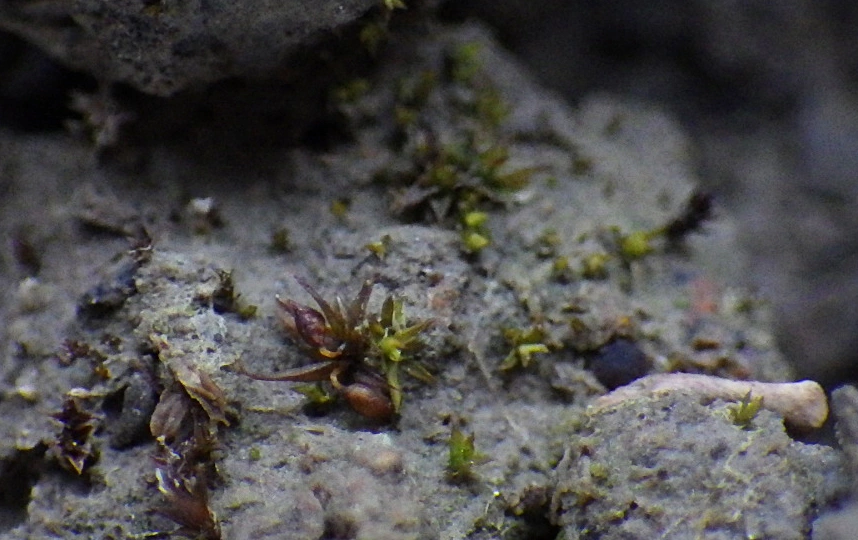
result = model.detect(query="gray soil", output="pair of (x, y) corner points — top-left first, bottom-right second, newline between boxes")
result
(0, 6), (853, 540)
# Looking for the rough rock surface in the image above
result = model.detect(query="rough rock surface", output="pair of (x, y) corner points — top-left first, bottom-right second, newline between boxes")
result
(0, 0), (379, 95)
(552, 392), (846, 540)
(0, 20), (842, 539)
(446, 0), (858, 387)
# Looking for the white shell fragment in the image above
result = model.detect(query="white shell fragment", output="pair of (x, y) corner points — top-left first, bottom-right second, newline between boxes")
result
(592, 373), (828, 430)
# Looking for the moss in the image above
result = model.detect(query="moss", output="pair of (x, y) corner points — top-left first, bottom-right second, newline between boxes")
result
(499, 325), (553, 371)
(447, 424), (488, 481)
(292, 383), (337, 407)
(612, 190), (716, 262)
(535, 228), (561, 258)
(237, 277), (433, 418)
(617, 229), (658, 260)
(571, 156), (594, 175)
(359, 20), (390, 56)
(372, 40), (538, 255)
(473, 86), (509, 131)
(551, 255), (573, 282)
(726, 391), (764, 428)
(461, 211), (491, 253)
(383, 0), (406, 10)
(581, 252), (611, 279)
(447, 43), (483, 84)
(364, 234), (393, 259)
(332, 78), (371, 105)
(396, 70), (437, 109)
(366, 294), (434, 413)
(330, 197), (351, 220)
(268, 227), (292, 254)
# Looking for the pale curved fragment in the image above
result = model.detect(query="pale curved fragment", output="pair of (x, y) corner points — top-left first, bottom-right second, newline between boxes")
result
(591, 373), (828, 430)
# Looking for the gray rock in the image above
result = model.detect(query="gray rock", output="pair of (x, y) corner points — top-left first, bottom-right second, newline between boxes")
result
(451, 0), (858, 386)
(0, 20), (836, 539)
(552, 392), (846, 540)
(0, 0), (379, 95)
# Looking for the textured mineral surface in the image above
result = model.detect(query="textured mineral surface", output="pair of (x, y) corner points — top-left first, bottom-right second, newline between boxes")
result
(0, 0), (380, 95)
(0, 15), (846, 540)
(552, 392), (845, 540)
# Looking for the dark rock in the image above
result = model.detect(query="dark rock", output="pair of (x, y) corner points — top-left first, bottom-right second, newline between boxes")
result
(0, 0), (380, 95)
(588, 339), (650, 390)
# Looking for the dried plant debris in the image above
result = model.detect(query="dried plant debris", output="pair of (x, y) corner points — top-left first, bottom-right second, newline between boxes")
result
(56, 339), (108, 371)
(150, 336), (232, 430)
(152, 442), (222, 540)
(145, 335), (232, 539)
(73, 185), (147, 238)
(77, 259), (141, 318)
(49, 395), (102, 475)
(150, 384), (197, 444)
(172, 366), (231, 428)
(148, 367), (226, 536)
(236, 276), (433, 420)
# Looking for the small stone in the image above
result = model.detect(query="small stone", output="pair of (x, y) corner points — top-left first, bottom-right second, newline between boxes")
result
(588, 339), (650, 390)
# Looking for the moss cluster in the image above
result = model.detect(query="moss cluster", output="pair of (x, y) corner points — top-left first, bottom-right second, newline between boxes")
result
(338, 41), (539, 254)
(237, 277), (433, 419)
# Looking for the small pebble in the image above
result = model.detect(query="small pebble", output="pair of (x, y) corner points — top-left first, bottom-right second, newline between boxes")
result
(588, 339), (650, 390)
(356, 447), (403, 476)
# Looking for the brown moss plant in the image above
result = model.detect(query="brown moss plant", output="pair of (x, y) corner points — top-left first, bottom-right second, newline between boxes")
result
(235, 276), (433, 421)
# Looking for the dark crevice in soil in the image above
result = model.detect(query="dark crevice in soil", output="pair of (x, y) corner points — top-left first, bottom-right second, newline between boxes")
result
(0, 32), (96, 132)
(0, 445), (46, 531)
